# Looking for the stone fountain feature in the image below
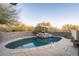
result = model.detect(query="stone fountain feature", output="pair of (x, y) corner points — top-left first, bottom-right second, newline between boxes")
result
(36, 32), (53, 38)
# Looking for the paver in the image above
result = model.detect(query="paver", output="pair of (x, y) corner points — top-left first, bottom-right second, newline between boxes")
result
(0, 37), (78, 56)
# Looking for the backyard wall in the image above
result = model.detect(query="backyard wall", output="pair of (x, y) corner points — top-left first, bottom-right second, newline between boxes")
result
(0, 31), (34, 43)
(0, 32), (71, 44)
(52, 32), (71, 39)
(71, 30), (79, 41)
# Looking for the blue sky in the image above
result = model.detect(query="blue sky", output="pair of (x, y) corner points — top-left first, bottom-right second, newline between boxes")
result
(16, 3), (79, 28)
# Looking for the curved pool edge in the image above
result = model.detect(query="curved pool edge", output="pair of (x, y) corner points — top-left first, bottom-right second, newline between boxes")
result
(0, 36), (78, 56)
(0, 36), (36, 55)
(5, 36), (62, 49)
(0, 36), (63, 55)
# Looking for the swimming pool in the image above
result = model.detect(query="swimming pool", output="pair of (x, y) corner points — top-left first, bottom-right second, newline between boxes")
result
(5, 37), (61, 49)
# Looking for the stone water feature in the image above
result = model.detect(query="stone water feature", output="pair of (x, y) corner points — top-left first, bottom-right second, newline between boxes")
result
(36, 32), (53, 38)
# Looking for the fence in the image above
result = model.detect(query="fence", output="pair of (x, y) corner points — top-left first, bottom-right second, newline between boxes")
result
(0, 32), (71, 44)
(0, 31), (34, 43)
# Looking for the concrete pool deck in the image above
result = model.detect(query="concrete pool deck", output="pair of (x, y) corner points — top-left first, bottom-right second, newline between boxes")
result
(0, 36), (78, 56)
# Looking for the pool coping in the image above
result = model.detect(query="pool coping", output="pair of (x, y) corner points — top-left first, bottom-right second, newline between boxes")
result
(0, 36), (63, 56)
(0, 36), (77, 56)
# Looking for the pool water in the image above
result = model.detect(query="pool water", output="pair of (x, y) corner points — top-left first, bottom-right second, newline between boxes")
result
(5, 37), (61, 49)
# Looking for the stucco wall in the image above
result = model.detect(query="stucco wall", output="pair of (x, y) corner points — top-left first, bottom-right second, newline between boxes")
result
(0, 33), (3, 43)
(52, 32), (71, 39)
(0, 31), (71, 44)
(71, 30), (79, 41)
(71, 30), (77, 40)
(0, 31), (34, 43)
(77, 31), (79, 41)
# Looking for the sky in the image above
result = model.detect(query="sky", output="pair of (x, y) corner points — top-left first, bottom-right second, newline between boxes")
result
(16, 3), (79, 28)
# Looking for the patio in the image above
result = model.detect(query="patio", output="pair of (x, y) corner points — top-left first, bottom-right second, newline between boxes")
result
(0, 37), (78, 56)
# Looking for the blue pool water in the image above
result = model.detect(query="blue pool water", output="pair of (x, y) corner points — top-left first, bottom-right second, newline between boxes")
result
(5, 37), (61, 49)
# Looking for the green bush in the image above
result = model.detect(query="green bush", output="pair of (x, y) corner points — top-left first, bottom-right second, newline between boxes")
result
(33, 24), (49, 34)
